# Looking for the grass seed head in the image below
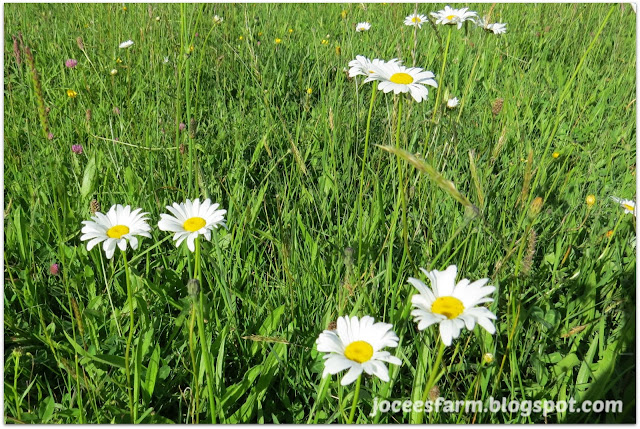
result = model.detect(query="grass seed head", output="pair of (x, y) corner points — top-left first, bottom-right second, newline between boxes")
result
(492, 97), (504, 116)
(90, 199), (100, 214)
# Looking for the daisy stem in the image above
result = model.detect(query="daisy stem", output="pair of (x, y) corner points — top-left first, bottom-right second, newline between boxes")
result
(194, 237), (217, 423)
(430, 26), (452, 124)
(346, 374), (363, 424)
(356, 81), (378, 267)
(395, 95), (410, 263)
(419, 340), (446, 415)
(122, 249), (136, 423)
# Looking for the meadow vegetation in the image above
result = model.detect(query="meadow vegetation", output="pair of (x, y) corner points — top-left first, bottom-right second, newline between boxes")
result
(3, 2), (636, 423)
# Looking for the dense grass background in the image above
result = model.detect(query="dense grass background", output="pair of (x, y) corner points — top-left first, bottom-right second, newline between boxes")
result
(3, 2), (636, 423)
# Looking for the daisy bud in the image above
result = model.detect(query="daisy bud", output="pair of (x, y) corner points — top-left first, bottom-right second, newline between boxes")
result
(528, 197), (543, 219)
(483, 352), (494, 364)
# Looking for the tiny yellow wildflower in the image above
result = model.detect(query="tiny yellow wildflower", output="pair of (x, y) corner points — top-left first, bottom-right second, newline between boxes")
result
(258, 32), (263, 37)
(275, 38), (282, 44)
(122, 6), (127, 11)
(552, 152), (560, 158)
(67, 89), (78, 98)
(605, 230), (614, 238)
(335, 45), (341, 55)
(321, 39), (329, 45)
(189, 45), (194, 52)
(306, 88), (313, 95)
(288, 28), (293, 33)
(239, 35), (244, 41)
(116, 58), (123, 64)
(341, 10), (348, 19)
(586, 195), (596, 207)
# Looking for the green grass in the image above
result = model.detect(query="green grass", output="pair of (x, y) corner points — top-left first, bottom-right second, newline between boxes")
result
(3, 2), (636, 424)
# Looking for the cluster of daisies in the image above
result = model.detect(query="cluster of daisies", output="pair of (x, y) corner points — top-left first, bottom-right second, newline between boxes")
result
(407, 6), (506, 34)
(316, 265), (497, 385)
(355, 5), (507, 35)
(80, 199), (226, 259)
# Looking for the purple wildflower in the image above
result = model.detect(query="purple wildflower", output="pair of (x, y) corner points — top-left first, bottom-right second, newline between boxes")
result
(65, 59), (78, 68)
(179, 122), (186, 131)
(49, 263), (59, 275)
(72, 144), (83, 154)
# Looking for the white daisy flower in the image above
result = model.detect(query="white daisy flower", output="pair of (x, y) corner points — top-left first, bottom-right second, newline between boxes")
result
(347, 55), (401, 82)
(374, 62), (438, 103)
(487, 22), (507, 34)
(119, 40), (134, 49)
(213, 15), (224, 24)
(404, 13), (428, 28)
(431, 6), (477, 29)
(611, 196), (636, 216)
(80, 204), (151, 259)
(447, 97), (459, 108)
(409, 265), (497, 346)
(316, 315), (402, 386)
(355, 22), (371, 32)
(476, 16), (507, 34)
(158, 198), (227, 252)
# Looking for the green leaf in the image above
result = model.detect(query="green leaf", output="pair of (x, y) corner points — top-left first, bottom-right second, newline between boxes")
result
(80, 156), (97, 200)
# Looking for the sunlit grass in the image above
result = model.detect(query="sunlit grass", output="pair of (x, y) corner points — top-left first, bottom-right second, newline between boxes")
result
(3, 2), (636, 423)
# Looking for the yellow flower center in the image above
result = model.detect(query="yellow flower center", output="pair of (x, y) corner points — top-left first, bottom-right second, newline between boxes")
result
(446, 15), (456, 20)
(623, 204), (635, 212)
(107, 225), (130, 239)
(431, 297), (465, 319)
(344, 340), (374, 363)
(390, 72), (414, 85)
(411, 16), (421, 23)
(183, 217), (206, 232)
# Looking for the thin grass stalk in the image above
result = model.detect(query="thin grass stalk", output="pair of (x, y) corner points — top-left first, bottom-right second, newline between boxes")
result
(416, 340), (446, 423)
(356, 81), (378, 267)
(122, 250), (136, 423)
(430, 25), (452, 124)
(395, 95), (410, 262)
(422, 25), (452, 155)
(188, 305), (200, 423)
